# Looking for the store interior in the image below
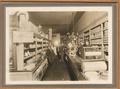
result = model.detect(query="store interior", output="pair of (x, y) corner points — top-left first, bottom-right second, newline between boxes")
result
(9, 11), (108, 81)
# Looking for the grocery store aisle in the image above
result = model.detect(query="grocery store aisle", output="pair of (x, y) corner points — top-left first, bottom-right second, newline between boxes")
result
(42, 57), (71, 81)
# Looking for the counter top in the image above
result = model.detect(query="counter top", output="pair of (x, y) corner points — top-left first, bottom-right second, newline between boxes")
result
(66, 54), (108, 81)
(65, 54), (85, 80)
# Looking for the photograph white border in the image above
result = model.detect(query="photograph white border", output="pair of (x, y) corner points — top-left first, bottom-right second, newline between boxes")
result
(5, 6), (113, 85)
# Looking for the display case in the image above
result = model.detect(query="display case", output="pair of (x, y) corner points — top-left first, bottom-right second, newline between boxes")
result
(10, 58), (48, 81)
(79, 46), (104, 61)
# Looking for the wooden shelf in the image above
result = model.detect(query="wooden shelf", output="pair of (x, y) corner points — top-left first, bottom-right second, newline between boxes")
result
(103, 43), (108, 45)
(24, 47), (36, 50)
(81, 59), (105, 62)
(24, 53), (36, 60)
(37, 46), (42, 48)
(37, 51), (42, 54)
(103, 28), (108, 31)
(91, 37), (102, 40)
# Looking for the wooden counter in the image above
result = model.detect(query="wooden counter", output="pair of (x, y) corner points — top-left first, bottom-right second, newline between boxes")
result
(64, 54), (85, 80)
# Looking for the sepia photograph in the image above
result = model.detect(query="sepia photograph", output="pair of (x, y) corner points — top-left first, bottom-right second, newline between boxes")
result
(5, 6), (113, 85)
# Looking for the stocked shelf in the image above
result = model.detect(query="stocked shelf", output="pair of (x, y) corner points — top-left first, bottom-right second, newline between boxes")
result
(80, 20), (108, 60)
(9, 12), (53, 81)
(11, 30), (49, 81)
(79, 33), (84, 44)
(24, 43), (36, 50)
(103, 29), (108, 44)
(24, 52), (36, 60)
(90, 25), (102, 45)
(84, 30), (90, 45)
(104, 45), (108, 52)
(103, 21), (108, 58)
(91, 39), (102, 45)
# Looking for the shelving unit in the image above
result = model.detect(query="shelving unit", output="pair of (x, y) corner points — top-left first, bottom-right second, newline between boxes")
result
(84, 30), (90, 44)
(79, 18), (108, 60)
(103, 21), (108, 51)
(78, 33), (84, 44)
(74, 15), (109, 81)
(103, 21), (108, 60)
(9, 12), (52, 81)
(10, 30), (49, 81)
(90, 25), (102, 45)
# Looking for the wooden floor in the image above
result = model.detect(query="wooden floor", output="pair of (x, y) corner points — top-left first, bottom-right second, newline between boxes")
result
(42, 56), (85, 81)
(42, 57), (71, 81)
